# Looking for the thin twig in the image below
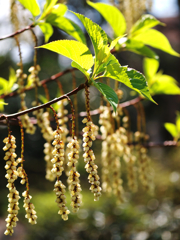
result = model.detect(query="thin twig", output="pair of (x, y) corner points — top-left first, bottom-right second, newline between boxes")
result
(0, 24), (34, 41)
(0, 83), (85, 121)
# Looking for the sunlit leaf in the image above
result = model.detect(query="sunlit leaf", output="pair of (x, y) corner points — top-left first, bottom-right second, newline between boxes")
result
(9, 67), (17, 89)
(18, 0), (40, 17)
(93, 81), (118, 112)
(37, 40), (94, 77)
(133, 29), (180, 57)
(47, 16), (86, 44)
(87, 1), (126, 37)
(45, 4), (67, 22)
(143, 57), (159, 79)
(150, 74), (180, 95)
(164, 123), (178, 138)
(0, 77), (8, 94)
(71, 12), (109, 72)
(123, 38), (159, 59)
(130, 14), (163, 36)
(102, 56), (156, 103)
(0, 99), (8, 112)
(39, 0), (58, 20)
(39, 23), (53, 42)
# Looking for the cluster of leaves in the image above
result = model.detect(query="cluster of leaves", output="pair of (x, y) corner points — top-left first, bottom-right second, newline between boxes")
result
(1, 0), (180, 115)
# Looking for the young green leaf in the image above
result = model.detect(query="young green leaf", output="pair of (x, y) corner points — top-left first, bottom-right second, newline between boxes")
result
(39, 0), (59, 20)
(87, 1), (126, 37)
(164, 123), (178, 138)
(123, 38), (159, 59)
(130, 14), (164, 37)
(102, 56), (156, 103)
(0, 99), (8, 112)
(40, 1), (67, 20)
(39, 23), (53, 43)
(93, 81), (118, 112)
(143, 58), (159, 79)
(45, 4), (67, 22)
(71, 11), (109, 72)
(132, 29), (180, 57)
(0, 77), (8, 95)
(18, 0), (40, 17)
(46, 16), (86, 44)
(150, 74), (180, 95)
(37, 40), (94, 77)
(9, 67), (17, 89)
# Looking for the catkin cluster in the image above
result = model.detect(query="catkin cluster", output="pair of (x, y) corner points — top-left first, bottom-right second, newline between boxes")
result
(16, 69), (36, 134)
(22, 191), (37, 224)
(28, 65), (41, 87)
(51, 128), (70, 220)
(134, 131), (154, 194)
(67, 137), (82, 212)
(3, 135), (20, 236)
(82, 117), (102, 201)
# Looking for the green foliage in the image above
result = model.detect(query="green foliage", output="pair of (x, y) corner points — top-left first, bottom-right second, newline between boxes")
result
(38, 0), (59, 20)
(0, 68), (16, 111)
(132, 29), (180, 57)
(87, 1), (126, 37)
(143, 58), (180, 95)
(123, 38), (159, 59)
(39, 23), (53, 43)
(101, 56), (156, 103)
(129, 14), (164, 37)
(18, 0), (40, 17)
(38, 13), (157, 110)
(37, 40), (94, 77)
(92, 82), (118, 112)
(72, 11), (109, 74)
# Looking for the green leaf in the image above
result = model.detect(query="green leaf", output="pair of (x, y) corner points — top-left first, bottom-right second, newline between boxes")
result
(0, 77), (8, 94)
(87, 1), (126, 37)
(93, 81), (118, 112)
(123, 38), (159, 59)
(143, 57), (159, 79)
(39, 23), (53, 42)
(130, 14), (164, 36)
(71, 12), (109, 72)
(176, 112), (180, 133)
(109, 36), (124, 51)
(39, 0), (58, 20)
(18, 0), (40, 17)
(9, 67), (17, 89)
(164, 123), (178, 138)
(45, 4), (67, 22)
(150, 74), (180, 95)
(102, 56), (155, 103)
(0, 99), (8, 112)
(37, 40), (94, 76)
(47, 16), (86, 44)
(132, 29), (180, 57)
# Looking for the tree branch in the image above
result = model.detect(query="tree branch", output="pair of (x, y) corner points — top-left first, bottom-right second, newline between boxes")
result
(0, 83), (85, 121)
(0, 24), (34, 41)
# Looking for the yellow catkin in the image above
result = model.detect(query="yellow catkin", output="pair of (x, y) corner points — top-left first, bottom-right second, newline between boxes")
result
(51, 128), (70, 220)
(22, 191), (37, 225)
(3, 135), (20, 236)
(82, 118), (102, 201)
(67, 137), (82, 212)
(16, 69), (36, 134)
